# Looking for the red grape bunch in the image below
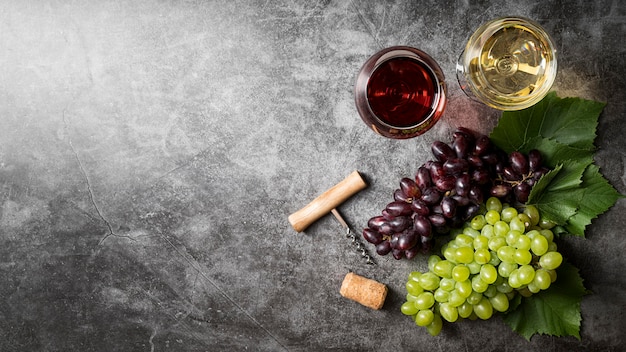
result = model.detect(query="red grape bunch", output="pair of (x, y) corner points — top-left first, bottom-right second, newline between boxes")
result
(490, 150), (549, 203)
(362, 128), (550, 260)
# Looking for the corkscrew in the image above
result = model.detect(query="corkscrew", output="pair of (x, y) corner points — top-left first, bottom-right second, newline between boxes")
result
(288, 171), (375, 265)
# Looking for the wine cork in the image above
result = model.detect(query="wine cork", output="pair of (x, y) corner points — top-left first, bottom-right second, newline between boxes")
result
(339, 272), (388, 310)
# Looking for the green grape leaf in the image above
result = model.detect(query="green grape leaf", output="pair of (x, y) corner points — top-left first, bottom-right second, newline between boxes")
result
(490, 92), (605, 153)
(534, 188), (586, 226)
(503, 261), (586, 340)
(527, 159), (590, 227)
(564, 164), (625, 236)
(542, 158), (591, 192)
(527, 164), (562, 202)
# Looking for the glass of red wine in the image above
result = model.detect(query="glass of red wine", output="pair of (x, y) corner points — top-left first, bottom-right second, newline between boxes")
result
(355, 46), (447, 139)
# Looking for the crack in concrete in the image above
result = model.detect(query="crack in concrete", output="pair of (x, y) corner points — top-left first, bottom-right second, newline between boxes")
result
(350, 0), (383, 50)
(148, 327), (157, 352)
(157, 232), (290, 352)
(61, 109), (118, 244)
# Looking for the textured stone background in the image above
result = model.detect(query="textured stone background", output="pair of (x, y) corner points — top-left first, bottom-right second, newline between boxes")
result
(0, 0), (625, 351)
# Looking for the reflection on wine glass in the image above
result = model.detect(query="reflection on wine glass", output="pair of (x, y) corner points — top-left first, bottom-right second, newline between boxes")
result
(355, 46), (447, 139)
(456, 17), (557, 111)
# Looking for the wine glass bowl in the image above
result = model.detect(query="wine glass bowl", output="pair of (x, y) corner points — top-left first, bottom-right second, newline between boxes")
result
(456, 17), (557, 111)
(355, 46), (447, 139)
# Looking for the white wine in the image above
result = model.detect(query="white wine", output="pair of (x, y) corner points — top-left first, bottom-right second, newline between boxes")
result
(458, 17), (557, 110)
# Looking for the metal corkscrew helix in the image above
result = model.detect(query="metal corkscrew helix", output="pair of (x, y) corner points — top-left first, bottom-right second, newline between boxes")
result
(331, 209), (375, 265)
(288, 171), (375, 265)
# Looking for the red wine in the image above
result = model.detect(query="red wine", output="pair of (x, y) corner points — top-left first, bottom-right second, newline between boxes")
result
(367, 57), (438, 128)
(354, 46), (446, 139)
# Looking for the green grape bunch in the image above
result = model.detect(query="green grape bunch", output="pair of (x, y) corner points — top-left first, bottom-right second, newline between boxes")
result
(401, 197), (563, 336)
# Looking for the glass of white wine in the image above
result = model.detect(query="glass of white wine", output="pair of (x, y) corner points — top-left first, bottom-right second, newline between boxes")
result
(456, 17), (557, 110)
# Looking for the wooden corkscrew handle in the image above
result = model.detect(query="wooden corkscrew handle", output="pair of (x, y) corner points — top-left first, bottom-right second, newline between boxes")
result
(288, 170), (367, 232)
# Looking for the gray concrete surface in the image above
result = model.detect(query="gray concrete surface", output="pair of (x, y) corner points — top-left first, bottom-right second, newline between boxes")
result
(1, 0), (625, 351)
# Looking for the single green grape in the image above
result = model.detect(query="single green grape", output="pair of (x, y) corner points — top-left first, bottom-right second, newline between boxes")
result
(415, 292), (435, 310)
(527, 282), (541, 293)
(508, 269), (522, 288)
(406, 280), (424, 296)
(495, 280), (513, 294)
(452, 265), (470, 282)
(471, 275), (488, 293)
(471, 215), (487, 230)
(466, 261), (482, 275)
(539, 251), (563, 270)
(442, 246), (457, 263)
(463, 227), (481, 238)
(439, 278), (456, 292)
(488, 236), (507, 251)
(523, 205), (540, 226)
(408, 271), (422, 282)
(540, 229), (554, 242)
(428, 255), (441, 272)
(474, 248), (491, 264)
(525, 229), (540, 239)
(489, 292), (510, 312)
(481, 224), (495, 238)
(433, 260), (455, 279)
(473, 235), (490, 250)
(419, 272), (441, 291)
(458, 301), (474, 318)
(509, 216), (526, 232)
(473, 297), (494, 320)
(455, 234), (474, 247)
(517, 264), (536, 285)
(533, 268), (552, 290)
(434, 288), (450, 303)
(488, 250), (501, 266)
(494, 221), (510, 237)
(530, 235), (549, 256)
(406, 293), (419, 302)
(448, 290), (466, 307)
(517, 213), (532, 229)
(539, 218), (556, 229)
(485, 209), (501, 225)
(455, 279), (473, 298)
(514, 249), (532, 265)
(401, 301), (419, 315)
(505, 230), (521, 246)
(497, 261), (518, 278)
(514, 235), (531, 251)
(479, 264), (498, 284)
(426, 313), (443, 336)
(439, 303), (459, 322)
(486, 197), (503, 212)
(466, 291), (483, 305)
(497, 245), (516, 263)
(501, 207), (518, 223)
(415, 309), (435, 327)
(455, 247), (474, 264)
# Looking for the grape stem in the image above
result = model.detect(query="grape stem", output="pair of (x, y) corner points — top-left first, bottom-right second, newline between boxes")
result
(496, 171), (535, 187)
